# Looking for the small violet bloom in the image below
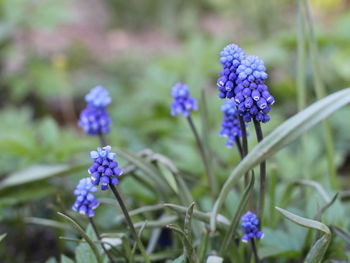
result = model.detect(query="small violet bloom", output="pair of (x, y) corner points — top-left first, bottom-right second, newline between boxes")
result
(72, 178), (99, 217)
(171, 82), (197, 117)
(78, 86), (112, 136)
(220, 99), (245, 147)
(88, 146), (123, 190)
(235, 55), (275, 123)
(78, 105), (111, 135)
(85, 86), (112, 107)
(217, 44), (245, 99)
(241, 211), (264, 243)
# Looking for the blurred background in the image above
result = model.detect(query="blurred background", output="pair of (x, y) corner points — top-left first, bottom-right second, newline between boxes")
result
(1, 0), (350, 262)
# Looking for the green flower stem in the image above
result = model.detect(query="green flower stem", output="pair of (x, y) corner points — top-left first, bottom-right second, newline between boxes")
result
(253, 120), (266, 222)
(98, 133), (107, 147)
(89, 217), (116, 263)
(109, 184), (151, 263)
(235, 136), (244, 159)
(187, 116), (218, 197)
(239, 116), (249, 186)
(238, 116), (248, 156)
(250, 239), (260, 263)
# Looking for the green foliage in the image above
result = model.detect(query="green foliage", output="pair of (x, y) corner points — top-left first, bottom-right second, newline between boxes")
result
(1, 0), (350, 262)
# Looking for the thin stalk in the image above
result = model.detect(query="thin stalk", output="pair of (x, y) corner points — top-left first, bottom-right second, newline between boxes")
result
(301, 0), (337, 188)
(238, 116), (248, 156)
(98, 133), (107, 147)
(109, 184), (151, 263)
(253, 120), (266, 221)
(89, 217), (116, 263)
(235, 136), (244, 159)
(187, 116), (218, 197)
(239, 116), (249, 187)
(296, 0), (310, 183)
(250, 239), (260, 263)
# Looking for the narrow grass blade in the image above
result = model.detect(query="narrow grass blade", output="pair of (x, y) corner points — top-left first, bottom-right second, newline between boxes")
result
(276, 207), (331, 263)
(331, 226), (350, 246)
(315, 193), (338, 222)
(301, 0), (337, 188)
(57, 212), (103, 263)
(210, 88), (350, 231)
(132, 222), (147, 255)
(275, 207), (330, 234)
(219, 173), (254, 256)
(164, 203), (229, 230)
(25, 217), (70, 231)
(167, 224), (199, 263)
(184, 202), (196, 243)
(115, 148), (171, 195)
(304, 234), (330, 263)
(0, 233), (7, 242)
(0, 164), (86, 190)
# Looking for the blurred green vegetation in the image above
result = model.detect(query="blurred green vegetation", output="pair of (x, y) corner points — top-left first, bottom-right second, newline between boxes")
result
(1, 0), (350, 262)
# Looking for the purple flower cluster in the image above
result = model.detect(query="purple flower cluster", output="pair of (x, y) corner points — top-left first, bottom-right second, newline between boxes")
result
(217, 44), (245, 99)
(171, 83), (197, 117)
(235, 56), (274, 123)
(241, 211), (264, 243)
(78, 86), (112, 135)
(72, 178), (99, 217)
(88, 146), (122, 190)
(220, 99), (245, 147)
(217, 44), (275, 123)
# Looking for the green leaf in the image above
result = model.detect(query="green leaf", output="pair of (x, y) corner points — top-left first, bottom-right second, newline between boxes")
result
(206, 256), (224, 263)
(115, 148), (170, 196)
(172, 254), (186, 263)
(164, 203), (229, 231)
(25, 217), (70, 231)
(315, 193), (338, 222)
(0, 182), (55, 207)
(330, 226), (350, 246)
(167, 224), (199, 263)
(276, 207), (330, 234)
(184, 202), (195, 243)
(57, 212), (102, 263)
(0, 163), (86, 190)
(0, 233), (7, 242)
(276, 207), (331, 263)
(220, 173), (254, 256)
(61, 255), (75, 263)
(304, 234), (330, 263)
(157, 162), (178, 194)
(45, 257), (57, 263)
(210, 88), (350, 231)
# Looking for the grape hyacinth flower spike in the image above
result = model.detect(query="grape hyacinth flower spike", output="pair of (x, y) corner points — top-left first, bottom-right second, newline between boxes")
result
(72, 178), (99, 217)
(171, 82), (218, 196)
(78, 86), (112, 136)
(217, 44), (245, 99)
(235, 55), (275, 123)
(170, 82), (197, 117)
(241, 211), (264, 243)
(88, 146), (123, 190)
(220, 99), (246, 151)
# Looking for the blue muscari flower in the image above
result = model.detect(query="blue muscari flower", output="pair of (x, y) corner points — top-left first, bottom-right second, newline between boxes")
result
(235, 55), (275, 123)
(88, 146), (123, 190)
(217, 44), (245, 99)
(72, 178), (99, 217)
(78, 105), (111, 135)
(241, 211), (264, 243)
(85, 86), (112, 107)
(171, 82), (197, 117)
(220, 99), (245, 147)
(78, 86), (112, 136)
